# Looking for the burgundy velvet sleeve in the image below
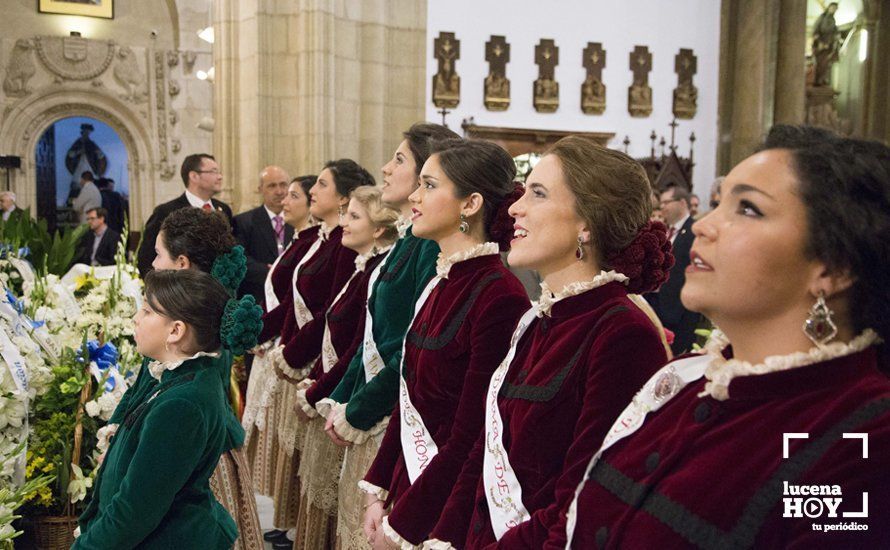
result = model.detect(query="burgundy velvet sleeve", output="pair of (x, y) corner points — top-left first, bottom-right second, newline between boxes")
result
(258, 288), (290, 344)
(281, 247), (356, 370)
(305, 324), (365, 407)
(386, 291), (529, 544)
(362, 399), (402, 495)
(503, 313), (666, 550)
(428, 431), (485, 546)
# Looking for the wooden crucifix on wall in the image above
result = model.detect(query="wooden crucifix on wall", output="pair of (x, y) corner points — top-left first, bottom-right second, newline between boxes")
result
(432, 31), (460, 109)
(581, 42), (606, 115)
(628, 45), (652, 117)
(673, 48), (697, 119)
(533, 38), (559, 113)
(484, 35), (510, 111)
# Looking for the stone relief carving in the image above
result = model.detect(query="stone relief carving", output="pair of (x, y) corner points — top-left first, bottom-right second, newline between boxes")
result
(166, 51), (180, 67)
(3, 39), (37, 97)
(113, 46), (147, 103)
(628, 45), (653, 117)
(168, 80), (180, 97)
(154, 51), (173, 180)
(581, 42), (606, 115)
(182, 51), (197, 72)
(533, 39), (559, 113)
(34, 36), (116, 81)
(171, 139), (181, 153)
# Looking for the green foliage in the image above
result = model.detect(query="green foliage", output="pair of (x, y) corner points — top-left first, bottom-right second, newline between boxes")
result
(0, 214), (88, 276)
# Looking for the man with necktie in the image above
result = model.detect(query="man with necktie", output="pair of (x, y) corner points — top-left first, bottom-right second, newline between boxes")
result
(233, 165), (293, 302)
(136, 154), (233, 276)
(644, 184), (701, 355)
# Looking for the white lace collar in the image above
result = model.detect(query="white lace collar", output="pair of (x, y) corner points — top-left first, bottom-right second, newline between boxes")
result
(396, 216), (412, 239)
(435, 242), (500, 279)
(355, 244), (394, 272)
(699, 329), (881, 401)
(318, 221), (334, 242)
(148, 350), (220, 381)
(535, 270), (629, 318)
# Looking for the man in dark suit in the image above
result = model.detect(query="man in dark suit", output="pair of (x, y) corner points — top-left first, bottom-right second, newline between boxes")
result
(233, 165), (293, 302)
(136, 153), (233, 276)
(96, 178), (128, 234)
(645, 184), (701, 355)
(0, 192), (26, 223)
(74, 207), (120, 266)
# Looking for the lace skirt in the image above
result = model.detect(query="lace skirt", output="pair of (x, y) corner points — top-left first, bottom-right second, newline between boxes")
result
(295, 417), (345, 549)
(336, 434), (384, 550)
(210, 448), (263, 550)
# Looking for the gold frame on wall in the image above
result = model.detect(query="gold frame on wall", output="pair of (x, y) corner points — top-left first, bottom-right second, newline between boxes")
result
(38, 0), (114, 20)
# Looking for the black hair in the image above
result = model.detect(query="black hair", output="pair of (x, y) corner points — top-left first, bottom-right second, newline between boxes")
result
(429, 138), (517, 247)
(294, 175), (317, 204)
(81, 171), (94, 182)
(144, 269), (230, 354)
(661, 184), (691, 207)
(322, 159), (375, 197)
(758, 124), (890, 348)
(402, 123), (461, 175)
(160, 208), (236, 273)
(180, 153), (216, 187)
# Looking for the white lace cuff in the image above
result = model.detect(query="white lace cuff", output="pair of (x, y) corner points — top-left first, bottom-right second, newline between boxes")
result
(330, 403), (389, 445)
(422, 540), (457, 550)
(296, 386), (318, 418)
(382, 516), (420, 550)
(315, 397), (338, 419)
(357, 480), (390, 501)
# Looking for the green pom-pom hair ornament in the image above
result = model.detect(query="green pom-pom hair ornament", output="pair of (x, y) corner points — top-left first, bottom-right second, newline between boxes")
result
(220, 294), (264, 355)
(211, 245), (248, 294)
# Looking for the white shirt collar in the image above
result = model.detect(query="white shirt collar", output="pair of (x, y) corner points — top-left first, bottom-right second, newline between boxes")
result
(264, 205), (283, 222)
(148, 350), (220, 381)
(184, 189), (212, 209)
(671, 214), (691, 236)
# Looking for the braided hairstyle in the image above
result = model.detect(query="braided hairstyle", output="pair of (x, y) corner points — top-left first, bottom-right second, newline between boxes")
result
(547, 135), (673, 293)
(144, 270), (262, 355)
(160, 208), (236, 273)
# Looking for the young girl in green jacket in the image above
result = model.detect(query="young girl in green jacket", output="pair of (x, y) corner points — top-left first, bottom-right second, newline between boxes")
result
(74, 269), (262, 549)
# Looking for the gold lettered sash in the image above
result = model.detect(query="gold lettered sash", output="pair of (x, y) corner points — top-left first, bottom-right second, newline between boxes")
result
(482, 305), (538, 538)
(361, 258), (389, 383)
(397, 275), (441, 483)
(292, 235), (325, 328)
(264, 237), (293, 311)
(563, 354), (711, 548)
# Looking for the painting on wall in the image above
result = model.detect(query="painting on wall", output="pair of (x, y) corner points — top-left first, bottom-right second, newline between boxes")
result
(38, 0), (114, 20)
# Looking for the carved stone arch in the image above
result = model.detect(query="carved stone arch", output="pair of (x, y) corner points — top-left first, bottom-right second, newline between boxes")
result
(0, 87), (158, 228)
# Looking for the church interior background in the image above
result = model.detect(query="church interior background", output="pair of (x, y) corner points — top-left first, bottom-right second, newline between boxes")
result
(0, 0), (886, 241)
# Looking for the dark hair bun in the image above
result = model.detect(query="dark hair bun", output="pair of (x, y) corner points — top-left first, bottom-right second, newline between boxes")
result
(490, 182), (524, 251)
(607, 220), (674, 294)
(220, 295), (264, 355)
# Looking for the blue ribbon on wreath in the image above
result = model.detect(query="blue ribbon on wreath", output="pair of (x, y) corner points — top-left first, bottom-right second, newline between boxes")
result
(86, 340), (120, 392)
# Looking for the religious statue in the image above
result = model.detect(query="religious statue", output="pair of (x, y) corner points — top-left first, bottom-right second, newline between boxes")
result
(581, 42), (606, 115)
(484, 35), (510, 111)
(65, 123), (107, 199)
(812, 2), (840, 87)
(432, 32), (460, 109)
(533, 39), (559, 113)
(628, 45), (653, 117)
(672, 48), (698, 119)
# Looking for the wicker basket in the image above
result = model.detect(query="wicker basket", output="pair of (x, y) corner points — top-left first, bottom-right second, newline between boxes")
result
(24, 515), (78, 550)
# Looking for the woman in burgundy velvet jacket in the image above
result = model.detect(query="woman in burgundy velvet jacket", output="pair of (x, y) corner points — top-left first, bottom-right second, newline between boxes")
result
(291, 186), (401, 550)
(264, 159), (375, 542)
(425, 136), (674, 549)
(559, 127), (890, 548)
(244, 175), (318, 494)
(360, 139), (530, 549)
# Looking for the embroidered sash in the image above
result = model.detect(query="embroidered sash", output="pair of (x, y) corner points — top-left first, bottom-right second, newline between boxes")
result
(264, 238), (292, 310)
(361, 258), (389, 383)
(397, 275), (441, 483)
(482, 305), (538, 538)
(291, 236), (324, 328)
(563, 354), (711, 548)
(0, 328), (28, 393)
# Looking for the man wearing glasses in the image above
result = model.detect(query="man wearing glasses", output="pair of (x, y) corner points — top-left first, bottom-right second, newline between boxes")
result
(645, 184), (700, 355)
(137, 154), (234, 276)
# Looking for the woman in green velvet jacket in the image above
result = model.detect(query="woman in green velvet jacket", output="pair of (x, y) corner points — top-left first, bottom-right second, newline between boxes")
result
(74, 269), (262, 549)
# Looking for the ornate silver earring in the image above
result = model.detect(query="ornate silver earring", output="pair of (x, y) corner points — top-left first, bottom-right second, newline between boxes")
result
(338, 205), (345, 217)
(458, 213), (470, 234)
(803, 291), (837, 346)
(576, 235), (585, 260)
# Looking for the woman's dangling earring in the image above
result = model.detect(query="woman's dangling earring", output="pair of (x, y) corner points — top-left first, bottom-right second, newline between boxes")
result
(803, 291), (837, 346)
(576, 235), (585, 260)
(164, 340), (170, 353)
(338, 204), (345, 218)
(458, 213), (470, 234)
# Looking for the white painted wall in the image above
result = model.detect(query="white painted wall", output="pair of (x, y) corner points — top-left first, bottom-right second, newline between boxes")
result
(426, 0), (722, 198)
